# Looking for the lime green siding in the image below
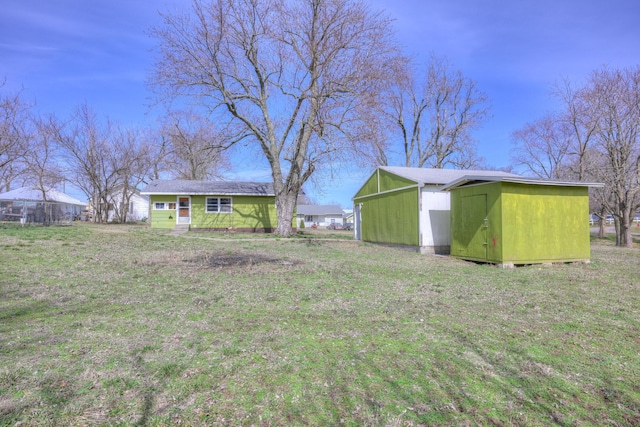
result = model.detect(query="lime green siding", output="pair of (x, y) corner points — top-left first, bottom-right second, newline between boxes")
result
(450, 182), (591, 264)
(500, 183), (590, 264)
(149, 196), (178, 229)
(190, 195), (277, 230)
(450, 182), (502, 262)
(356, 187), (419, 246)
(149, 194), (277, 230)
(355, 174), (379, 199)
(378, 169), (416, 192)
(354, 169), (420, 247)
(355, 169), (417, 199)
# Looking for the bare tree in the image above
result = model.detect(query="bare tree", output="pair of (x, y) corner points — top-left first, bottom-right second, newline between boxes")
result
(51, 104), (121, 222)
(150, 0), (398, 235)
(511, 114), (572, 179)
(586, 67), (640, 247)
(161, 109), (230, 180)
(20, 115), (66, 198)
(581, 149), (616, 238)
(0, 83), (32, 191)
(383, 54), (489, 169)
(105, 126), (158, 223)
(511, 66), (640, 247)
(552, 78), (599, 181)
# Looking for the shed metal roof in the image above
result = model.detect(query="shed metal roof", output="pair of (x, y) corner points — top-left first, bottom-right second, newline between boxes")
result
(141, 180), (275, 196)
(296, 204), (344, 215)
(440, 175), (604, 191)
(0, 187), (86, 206)
(379, 166), (521, 186)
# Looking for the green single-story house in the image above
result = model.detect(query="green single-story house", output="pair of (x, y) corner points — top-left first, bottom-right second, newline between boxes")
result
(352, 167), (520, 254)
(441, 175), (603, 267)
(141, 180), (280, 232)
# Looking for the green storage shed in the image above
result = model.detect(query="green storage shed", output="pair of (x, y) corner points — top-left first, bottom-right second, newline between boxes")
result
(352, 167), (520, 253)
(441, 175), (602, 267)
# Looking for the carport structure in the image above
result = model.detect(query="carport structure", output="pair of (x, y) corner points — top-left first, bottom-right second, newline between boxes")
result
(0, 187), (86, 226)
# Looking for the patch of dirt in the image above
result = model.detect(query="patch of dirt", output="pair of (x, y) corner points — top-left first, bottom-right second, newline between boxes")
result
(0, 397), (26, 416)
(185, 252), (299, 268)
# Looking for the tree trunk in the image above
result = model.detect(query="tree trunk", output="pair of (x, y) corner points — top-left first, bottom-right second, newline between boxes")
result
(617, 208), (633, 247)
(619, 223), (632, 247)
(274, 191), (297, 236)
(598, 217), (606, 238)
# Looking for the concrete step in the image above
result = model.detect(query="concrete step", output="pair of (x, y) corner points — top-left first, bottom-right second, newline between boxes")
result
(169, 224), (190, 235)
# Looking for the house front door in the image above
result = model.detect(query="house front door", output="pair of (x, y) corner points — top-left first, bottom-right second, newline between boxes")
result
(178, 197), (191, 224)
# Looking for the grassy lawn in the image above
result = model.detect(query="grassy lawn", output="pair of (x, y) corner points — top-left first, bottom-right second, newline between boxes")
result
(1, 223), (639, 426)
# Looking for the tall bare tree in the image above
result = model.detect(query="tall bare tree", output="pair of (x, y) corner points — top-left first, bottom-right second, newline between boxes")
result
(0, 83), (32, 191)
(150, 0), (397, 235)
(511, 66), (640, 247)
(511, 114), (572, 179)
(552, 78), (599, 181)
(51, 104), (120, 222)
(20, 115), (65, 198)
(106, 126), (158, 223)
(383, 54), (489, 169)
(161, 110), (230, 180)
(586, 67), (640, 247)
(52, 105), (161, 223)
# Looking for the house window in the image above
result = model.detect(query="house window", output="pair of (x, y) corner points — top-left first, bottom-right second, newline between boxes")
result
(154, 202), (176, 210)
(305, 215), (313, 222)
(206, 197), (232, 213)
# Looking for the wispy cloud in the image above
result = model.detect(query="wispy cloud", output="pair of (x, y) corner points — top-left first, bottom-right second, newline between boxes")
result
(2, 0), (639, 206)
(0, 42), (59, 53)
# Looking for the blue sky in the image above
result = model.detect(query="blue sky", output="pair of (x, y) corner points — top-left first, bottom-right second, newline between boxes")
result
(2, 0), (639, 207)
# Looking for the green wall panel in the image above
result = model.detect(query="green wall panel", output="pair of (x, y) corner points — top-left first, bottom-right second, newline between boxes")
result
(191, 195), (277, 230)
(354, 173), (380, 198)
(358, 187), (419, 246)
(149, 196), (178, 229)
(149, 195), (277, 230)
(451, 182), (591, 264)
(355, 169), (418, 199)
(500, 183), (590, 264)
(378, 169), (417, 192)
(450, 182), (502, 262)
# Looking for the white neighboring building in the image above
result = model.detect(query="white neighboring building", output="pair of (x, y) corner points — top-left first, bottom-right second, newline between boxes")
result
(103, 187), (150, 223)
(297, 204), (345, 227)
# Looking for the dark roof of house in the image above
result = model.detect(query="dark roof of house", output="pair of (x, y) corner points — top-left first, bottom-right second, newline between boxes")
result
(141, 180), (275, 196)
(296, 204), (345, 215)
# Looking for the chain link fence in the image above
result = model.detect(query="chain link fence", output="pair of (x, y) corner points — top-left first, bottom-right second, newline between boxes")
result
(0, 199), (84, 226)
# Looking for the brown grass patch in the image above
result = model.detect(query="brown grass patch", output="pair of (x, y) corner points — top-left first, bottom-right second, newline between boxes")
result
(184, 251), (299, 268)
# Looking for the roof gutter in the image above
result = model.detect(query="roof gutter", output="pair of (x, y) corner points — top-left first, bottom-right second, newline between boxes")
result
(439, 175), (604, 192)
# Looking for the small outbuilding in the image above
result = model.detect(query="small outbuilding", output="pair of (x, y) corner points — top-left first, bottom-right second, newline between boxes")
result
(0, 187), (86, 226)
(141, 180), (279, 232)
(441, 175), (602, 266)
(353, 167), (520, 253)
